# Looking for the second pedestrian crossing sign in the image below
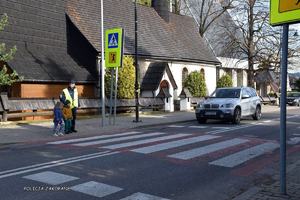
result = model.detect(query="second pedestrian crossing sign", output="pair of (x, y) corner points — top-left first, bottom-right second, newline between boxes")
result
(105, 28), (124, 68)
(270, 0), (300, 26)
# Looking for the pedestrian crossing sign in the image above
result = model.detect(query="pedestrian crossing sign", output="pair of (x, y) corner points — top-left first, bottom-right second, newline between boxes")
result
(105, 28), (124, 68)
(108, 33), (118, 48)
(270, 0), (300, 26)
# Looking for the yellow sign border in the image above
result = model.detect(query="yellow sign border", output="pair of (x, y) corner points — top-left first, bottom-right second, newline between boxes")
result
(270, 0), (300, 26)
(105, 28), (124, 68)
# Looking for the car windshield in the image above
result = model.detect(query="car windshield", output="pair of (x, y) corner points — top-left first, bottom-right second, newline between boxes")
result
(287, 93), (300, 97)
(211, 89), (241, 98)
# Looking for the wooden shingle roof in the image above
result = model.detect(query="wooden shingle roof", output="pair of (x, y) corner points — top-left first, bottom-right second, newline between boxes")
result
(66, 0), (220, 65)
(0, 0), (95, 83)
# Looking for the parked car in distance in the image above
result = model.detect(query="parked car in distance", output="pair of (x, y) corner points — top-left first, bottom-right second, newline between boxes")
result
(286, 92), (300, 106)
(195, 87), (262, 124)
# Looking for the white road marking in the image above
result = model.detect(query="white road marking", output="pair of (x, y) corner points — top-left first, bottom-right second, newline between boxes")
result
(211, 127), (230, 129)
(297, 127), (300, 129)
(167, 125), (185, 128)
(0, 151), (118, 179)
(287, 115), (300, 119)
(287, 137), (300, 145)
(131, 135), (220, 154)
(73, 132), (166, 147)
(188, 126), (208, 129)
(71, 181), (122, 198)
(0, 151), (110, 176)
(206, 124), (255, 134)
(47, 131), (141, 145)
(103, 134), (189, 149)
(293, 133), (300, 136)
(168, 138), (249, 160)
(209, 142), (279, 167)
(23, 171), (79, 185)
(120, 192), (170, 200)
(262, 120), (272, 123)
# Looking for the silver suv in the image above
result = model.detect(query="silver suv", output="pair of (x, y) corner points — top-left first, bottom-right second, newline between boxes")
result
(195, 87), (262, 124)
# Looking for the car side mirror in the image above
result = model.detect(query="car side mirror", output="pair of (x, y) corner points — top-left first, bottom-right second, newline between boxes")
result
(242, 94), (250, 99)
(204, 96), (209, 100)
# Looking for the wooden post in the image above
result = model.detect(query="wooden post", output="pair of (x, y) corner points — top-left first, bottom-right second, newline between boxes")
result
(2, 111), (7, 122)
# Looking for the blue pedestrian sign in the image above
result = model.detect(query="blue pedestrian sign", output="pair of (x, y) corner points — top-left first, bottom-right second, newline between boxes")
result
(108, 33), (119, 48)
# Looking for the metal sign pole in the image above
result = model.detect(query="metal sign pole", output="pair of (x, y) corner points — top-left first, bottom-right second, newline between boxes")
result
(134, 0), (141, 123)
(109, 69), (115, 125)
(114, 67), (118, 125)
(100, 0), (105, 127)
(280, 23), (289, 195)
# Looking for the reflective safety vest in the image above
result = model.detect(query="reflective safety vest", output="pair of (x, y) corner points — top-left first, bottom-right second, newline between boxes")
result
(63, 88), (78, 109)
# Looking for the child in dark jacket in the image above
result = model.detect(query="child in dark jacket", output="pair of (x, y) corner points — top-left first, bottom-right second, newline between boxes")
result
(53, 102), (64, 136)
(63, 100), (73, 134)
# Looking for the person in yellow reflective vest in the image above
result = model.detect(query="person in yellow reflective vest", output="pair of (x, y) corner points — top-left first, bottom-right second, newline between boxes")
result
(60, 80), (79, 133)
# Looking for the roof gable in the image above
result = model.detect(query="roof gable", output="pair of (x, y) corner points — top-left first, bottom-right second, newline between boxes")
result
(141, 62), (177, 91)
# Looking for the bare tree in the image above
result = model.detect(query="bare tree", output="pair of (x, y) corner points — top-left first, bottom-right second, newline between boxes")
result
(181, 0), (235, 36)
(228, 0), (300, 86)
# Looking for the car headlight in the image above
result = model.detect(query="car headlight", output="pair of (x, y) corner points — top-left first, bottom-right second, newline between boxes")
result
(221, 103), (234, 108)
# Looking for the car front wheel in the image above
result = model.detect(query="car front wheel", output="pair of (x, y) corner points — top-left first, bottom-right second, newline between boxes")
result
(252, 106), (262, 120)
(232, 107), (241, 124)
(197, 117), (207, 124)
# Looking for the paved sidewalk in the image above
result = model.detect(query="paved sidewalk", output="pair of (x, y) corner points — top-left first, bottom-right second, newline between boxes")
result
(234, 149), (300, 200)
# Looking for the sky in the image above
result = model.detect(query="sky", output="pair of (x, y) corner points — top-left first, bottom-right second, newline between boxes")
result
(292, 24), (300, 32)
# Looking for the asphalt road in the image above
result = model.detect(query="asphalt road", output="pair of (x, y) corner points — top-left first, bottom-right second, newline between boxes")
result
(0, 109), (300, 200)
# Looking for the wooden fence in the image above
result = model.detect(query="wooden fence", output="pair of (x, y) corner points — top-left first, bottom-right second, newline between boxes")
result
(0, 94), (164, 122)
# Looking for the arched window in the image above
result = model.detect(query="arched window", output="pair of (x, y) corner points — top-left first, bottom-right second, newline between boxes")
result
(182, 68), (188, 86)
(160, 80), (169, 89)
(200, 68), (205, 78)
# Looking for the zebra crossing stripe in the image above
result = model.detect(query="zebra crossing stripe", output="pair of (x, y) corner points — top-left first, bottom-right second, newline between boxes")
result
(167, 125), (185, 128)
(120, 192), (170, 200)
(73, 132), (166, 147)
(168, 138), (249, 160)
(23, 171), (79, 185)
(103, 134), (189, 149)
(131, 135), (220, 154)
(287, 137), (300, 145)
(47, 131), (141, 145)
(263, 120), (272, 123)
(71, 181), (122, 198)
(209, 142), (279, 167)
(188, 126), (208, 129)
(211, 127), (230, 129)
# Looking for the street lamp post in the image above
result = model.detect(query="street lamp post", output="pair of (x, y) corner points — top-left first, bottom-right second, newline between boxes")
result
(133, 0), (141, 123)
(100, 0), (105, 127)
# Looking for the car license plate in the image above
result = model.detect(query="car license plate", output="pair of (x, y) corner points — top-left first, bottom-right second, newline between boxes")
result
(205, 111), (216, 116)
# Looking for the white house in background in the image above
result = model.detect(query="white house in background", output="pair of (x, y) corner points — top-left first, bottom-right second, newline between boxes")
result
(204, 10), (251, 88)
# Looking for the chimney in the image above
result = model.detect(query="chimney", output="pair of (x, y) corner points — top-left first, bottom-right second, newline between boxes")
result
(152, 0), (170, 22)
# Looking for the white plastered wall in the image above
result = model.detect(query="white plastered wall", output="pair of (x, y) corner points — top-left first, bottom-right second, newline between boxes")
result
(169, 62), (217, 98)
(139, 59), (217, 111)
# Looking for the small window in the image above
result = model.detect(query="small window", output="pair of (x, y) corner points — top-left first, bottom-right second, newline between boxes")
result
(182, 68), (188, 86)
